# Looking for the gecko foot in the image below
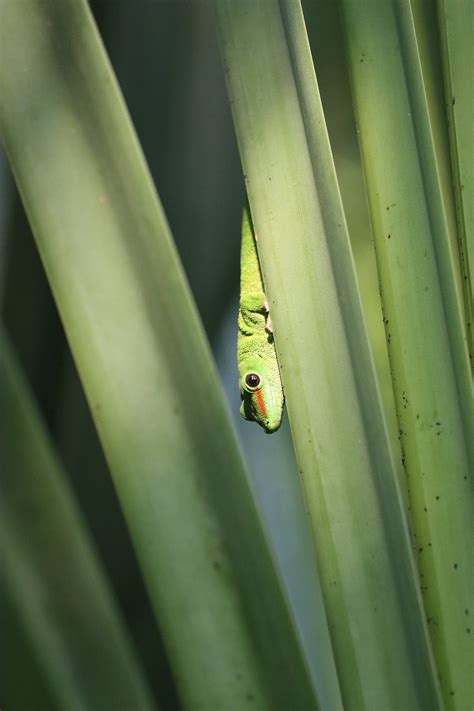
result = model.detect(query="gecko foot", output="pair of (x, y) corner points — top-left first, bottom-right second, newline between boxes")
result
(263, 299), (273, 335)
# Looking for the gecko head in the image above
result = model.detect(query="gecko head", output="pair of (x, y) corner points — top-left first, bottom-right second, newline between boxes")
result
(239, 359), (284, 434)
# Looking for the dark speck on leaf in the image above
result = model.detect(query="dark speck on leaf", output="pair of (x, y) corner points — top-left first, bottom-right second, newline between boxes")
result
(454, 563), (458, 569)
(213, 561), (221, 571)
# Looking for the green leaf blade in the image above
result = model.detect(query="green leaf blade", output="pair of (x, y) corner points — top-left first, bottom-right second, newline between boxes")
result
(437, 0), (474, 352)
(0, 329), (158, 711)
(340, 0), (474, 706)
(216, 1), (442, 709)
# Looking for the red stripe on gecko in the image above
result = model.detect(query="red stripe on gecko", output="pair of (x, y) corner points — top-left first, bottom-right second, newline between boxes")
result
(255, 389), (267, 418)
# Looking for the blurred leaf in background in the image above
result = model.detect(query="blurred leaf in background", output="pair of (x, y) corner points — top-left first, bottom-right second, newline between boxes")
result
(0, 0), (245, 706)
(0, 329), (157, 711)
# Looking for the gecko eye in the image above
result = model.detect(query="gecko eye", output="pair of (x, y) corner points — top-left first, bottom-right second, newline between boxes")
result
(245, 373), (261, 389)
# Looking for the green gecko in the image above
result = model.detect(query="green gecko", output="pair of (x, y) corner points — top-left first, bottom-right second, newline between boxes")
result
(238, 204), (284, 433)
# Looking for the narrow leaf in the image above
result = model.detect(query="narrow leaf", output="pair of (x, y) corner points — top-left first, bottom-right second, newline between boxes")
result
(437, 0), (474, 354)
(216, 1), (441, 708)
(340, 0), (474, 706)
(0, 328), (157, 711)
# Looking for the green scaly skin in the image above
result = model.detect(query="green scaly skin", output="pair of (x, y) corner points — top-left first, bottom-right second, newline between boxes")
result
(237, 205), (284, 433)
